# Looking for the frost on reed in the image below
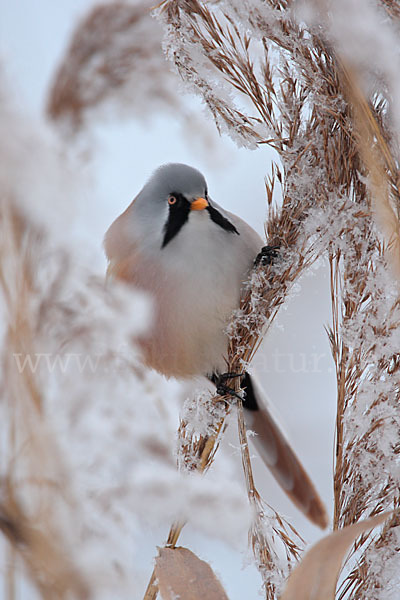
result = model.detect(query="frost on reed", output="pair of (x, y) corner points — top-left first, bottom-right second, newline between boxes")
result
(155, 0), (400, 598)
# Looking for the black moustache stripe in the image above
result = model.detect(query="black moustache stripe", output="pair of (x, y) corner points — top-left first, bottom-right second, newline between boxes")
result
(206, 204), (240, 235)
(162, 193), (190, 248)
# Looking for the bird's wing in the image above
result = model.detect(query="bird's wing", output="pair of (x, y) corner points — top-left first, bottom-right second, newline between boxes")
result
(242, 373), (329, 529)
(104, 197), (141, 283)
(106, 255), (137, 283)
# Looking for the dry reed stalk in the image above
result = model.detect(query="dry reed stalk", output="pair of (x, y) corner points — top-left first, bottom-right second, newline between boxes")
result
(380, 0), (400, 20)
(140, 82), (337, 593)
(329, 231), (400, 599)
(336, 59), (400, 279)
(301, 1), (400, 597)
(0, 484), (89, 600)
(5, 545), (16, 600)
(327, 50), (400, 600)
(327, 55), (398, 533)
(47, 1), (179, 130)
(0, 203), (91, 599)
(236, 398), (302, 599)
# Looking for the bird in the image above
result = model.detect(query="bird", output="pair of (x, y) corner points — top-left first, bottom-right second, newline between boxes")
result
(104, 163), (328, 529)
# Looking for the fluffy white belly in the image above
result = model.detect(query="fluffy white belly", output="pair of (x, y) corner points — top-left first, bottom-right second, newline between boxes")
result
(145, 272), (238, 378)
(139, 212), (257, 378)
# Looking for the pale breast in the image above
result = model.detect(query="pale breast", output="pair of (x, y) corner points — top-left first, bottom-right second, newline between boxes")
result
(139, 211), (259, 378)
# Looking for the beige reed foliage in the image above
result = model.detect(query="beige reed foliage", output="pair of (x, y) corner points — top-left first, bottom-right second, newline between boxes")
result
(47, 1), (179, 129)
(155, 0), (400, 598)
(0, 204), (91, 599)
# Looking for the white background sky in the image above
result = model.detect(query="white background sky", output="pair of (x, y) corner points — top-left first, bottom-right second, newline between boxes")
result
(0, 2), (337, 598)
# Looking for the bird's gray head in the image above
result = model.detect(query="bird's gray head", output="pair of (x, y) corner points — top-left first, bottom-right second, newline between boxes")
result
(145, 163), (208, 203)
(133, 163), (239, 248)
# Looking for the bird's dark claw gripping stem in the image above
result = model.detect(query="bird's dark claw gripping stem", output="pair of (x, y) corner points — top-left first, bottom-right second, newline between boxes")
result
(254, 244), (280, 267)
(211, 372), (244, 401)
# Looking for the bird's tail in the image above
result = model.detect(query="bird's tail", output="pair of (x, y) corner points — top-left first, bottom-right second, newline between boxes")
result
(241, 372), (328, 529)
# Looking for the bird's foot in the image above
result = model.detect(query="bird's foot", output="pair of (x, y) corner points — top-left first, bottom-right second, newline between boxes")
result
(254, 244), (280, 267)
(212, 372), (244, 401)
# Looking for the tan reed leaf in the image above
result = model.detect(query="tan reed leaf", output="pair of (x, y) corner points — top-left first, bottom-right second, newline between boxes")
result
(338, 502), (400, 600)
(279, 512), (391, 600)
(155, 547), (229, 600)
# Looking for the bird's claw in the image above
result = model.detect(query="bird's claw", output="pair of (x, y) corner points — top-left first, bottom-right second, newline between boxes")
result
(212, 372), (244, 401)
(215, 383), (244, 401)
(254, 244), (280, 267)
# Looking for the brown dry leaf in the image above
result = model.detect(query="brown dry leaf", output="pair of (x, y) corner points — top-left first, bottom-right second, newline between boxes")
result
(155, 546), (229, 600)
(279, 512), (390, 600)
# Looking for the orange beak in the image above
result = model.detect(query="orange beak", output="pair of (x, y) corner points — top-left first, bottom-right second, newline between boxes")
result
(190, 197), (209, 211)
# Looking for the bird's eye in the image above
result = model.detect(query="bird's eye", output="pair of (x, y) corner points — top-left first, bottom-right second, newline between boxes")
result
(168, 195), (177, 205)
